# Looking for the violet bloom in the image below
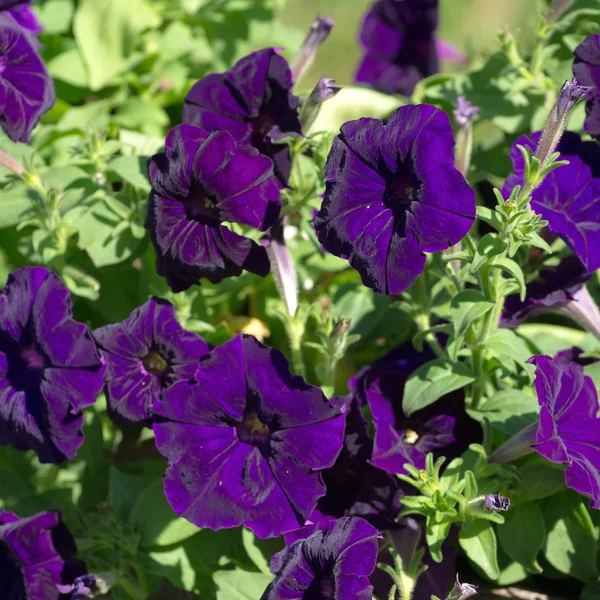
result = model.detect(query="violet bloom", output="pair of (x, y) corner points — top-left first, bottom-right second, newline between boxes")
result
(0, 509), (86, 600)
(0, 13), (54, 142)
(152, 334), (345, 538)
(483, 493), (510, 512)
(93, 297), (211, 426)
(356, 0), (438, 96)
(503, 131), (600, 272)
(492, 355), (600, 508)
(183, 48), (302, 185)
(573, 35), (600, 141)
(146, 124), (281, 292)
(0, 267), (105, 464)
(315, 104), (475, 295)
(3, 1), (43, 35)
(313, 399), (404, 530)
(350, 341), (480, 475)
(261, 516), (379, 600)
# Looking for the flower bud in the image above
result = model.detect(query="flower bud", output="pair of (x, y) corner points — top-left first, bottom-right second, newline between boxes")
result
(484, 492), (511, 512)
(447, 575), (478, 600)
(290, 15), (334, 84)
(536, 79), (591, 168)
(300, 76), (342, 131)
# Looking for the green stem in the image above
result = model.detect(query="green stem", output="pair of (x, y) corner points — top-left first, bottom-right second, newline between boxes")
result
(290, 320), (306, 378)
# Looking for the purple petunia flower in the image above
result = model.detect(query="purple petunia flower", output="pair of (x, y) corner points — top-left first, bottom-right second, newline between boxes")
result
(261, 516), (379, 600)
(314, 104), (475, 295)
(310, 398), (404, 530)
(93, 297), (212, 426)
(0, 13), (54, 142)
(183, 48), (302, 186)
(350, 342), (480, 475)
(3, 1), (43, 35)
(492, 354), (600, 508)
(0, 267), (105, 464)
(0, 509), (86, 600)
(146, 124), (281, 292)
(573, 34), (600, 141)
(152, 334), (345, 538)
(355, 0), (438, 96)
(503, 131), (600, 272)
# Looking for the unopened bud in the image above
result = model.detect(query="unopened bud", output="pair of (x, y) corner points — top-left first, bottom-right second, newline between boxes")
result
(300, 76), (342, 131)
(447, 575), (478, 600)
(331, 318), (351, 342)
(536, 78), (590, 168)
(453, 96), (479, 128)
(484, 492), (511, 512)
(290, 15), (334, 84)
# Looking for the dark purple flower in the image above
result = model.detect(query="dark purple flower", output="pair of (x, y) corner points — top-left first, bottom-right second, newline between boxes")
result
(492, 355), (600, 508)
(315, 105), (475, 295)
(573, 35), (600, 141)
(0, 267), (105, 464)
(261, 516), (379, 600)
(146, 124), (280, 292)
(355, 0), (438, 96)
(152, 334), (345, 538)
(350, 341), (480, 475)
(503, 131), (600, 272)
(6, 1), (43, 35)
(0, 509), (86, 600)
(315, 398), (404, 529)
(183, 49), (302, 185)
(93, 297), (212, 426)
(501, 255), (591, 326)
(483, 493), (510, 512)
(448, 575), (478, 600)
(0, 13), (54, 142)
(57, 574), (97, 599)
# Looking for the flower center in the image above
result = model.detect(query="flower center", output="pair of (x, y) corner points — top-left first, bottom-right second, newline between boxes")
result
(236, 412), (270, 445)
(403, 428), (420, 445)
(250, 111), (276, 148)
(305, 573), (335, 599)
(184, 185), (220, 225)
(0, 334), (47, 393)
(384, 176), (415, 207)
(142, 350), (168, 376)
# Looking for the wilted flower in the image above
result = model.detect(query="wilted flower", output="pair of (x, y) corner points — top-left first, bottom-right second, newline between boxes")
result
(0, 509), (86, 600)
(573, 34), (600, 140)
(501, 255), (600, 341)
(93, 297), (212, 426)
(146, 124), (281, 292)
(261, 516), (379, 600)
(290, 15), (334, 84)
(152, 334), (345, 538)
(503, 131), (600, 272)
(183, 48), (302, 185)
(356, 0), (438, 96)
(483, 493), (510, 512)
(0, 13), (55, 142)
(0, 267), (105, 463)
(300, 76), (342, 131)
(350, 342), (480, 475)
(492, 355), (600, 508)
(315, 104), (475, 295)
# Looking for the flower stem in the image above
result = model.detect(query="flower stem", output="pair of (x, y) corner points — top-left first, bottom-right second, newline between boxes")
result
(489, 422), (537, 463)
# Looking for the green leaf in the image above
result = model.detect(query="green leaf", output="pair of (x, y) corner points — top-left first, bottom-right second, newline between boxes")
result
(471, 234), (507, 272)
(450, 290), (494, 338)
(467, 390), (539, 435)
(73, 0), (161, 90)
(476, 206), (503, 232)
(129, 479), (199, 549)
(36, 0), (75, 34)
(213, 569), (273, 600)
(108, 467), (145, 523)
(241, 529), (272, 576)
(0, 183), (33, 228)
(108, 155), (151, 191)
(483, 329), (531, 367)
(493, 257), (526, 301)
(146, 546), (195, 592)
(425, 517), (452, 563)
(497, 503), (545, 573)
(403, 359), (475, 416)
(513, 461), (566, 503)
(543, 490), (599, 582)
(48, 49), (88, 87)
(459, 520), (500, 580)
